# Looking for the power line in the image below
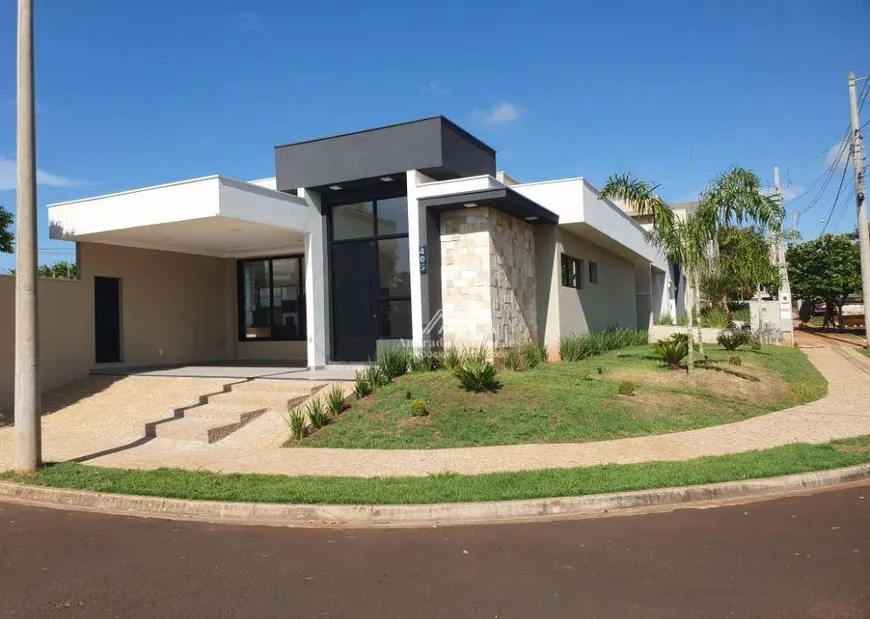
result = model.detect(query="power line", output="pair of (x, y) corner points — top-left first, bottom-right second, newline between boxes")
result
(819, 149), (853, 236)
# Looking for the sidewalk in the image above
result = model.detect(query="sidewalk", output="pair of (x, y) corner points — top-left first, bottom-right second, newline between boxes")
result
(73, 347), (870, 478)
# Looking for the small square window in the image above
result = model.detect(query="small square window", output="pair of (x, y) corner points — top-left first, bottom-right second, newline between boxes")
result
(589, 261), (598, 284)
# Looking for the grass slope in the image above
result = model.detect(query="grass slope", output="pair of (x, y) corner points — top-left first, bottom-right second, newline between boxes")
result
(4, 436), (868, 505)
(302, 346), (826, 449)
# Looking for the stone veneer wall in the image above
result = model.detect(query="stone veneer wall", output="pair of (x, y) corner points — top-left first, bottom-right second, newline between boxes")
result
(440, 207), (537, 350)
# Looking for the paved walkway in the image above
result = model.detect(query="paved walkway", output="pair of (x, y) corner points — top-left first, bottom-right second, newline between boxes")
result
(2, 347), (869, 478)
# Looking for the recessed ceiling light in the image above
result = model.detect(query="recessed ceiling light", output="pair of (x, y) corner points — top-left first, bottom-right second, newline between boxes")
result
(380, 176), (394, 183)
(329, 185), (342, 191)
(463, 202), (477, 208)
(524, 216), (539, 221)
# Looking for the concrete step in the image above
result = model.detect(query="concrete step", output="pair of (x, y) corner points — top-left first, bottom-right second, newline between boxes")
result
(206, 390), (311, 412)
(229, 379), (328, 394)
(147, 404), (268, 444)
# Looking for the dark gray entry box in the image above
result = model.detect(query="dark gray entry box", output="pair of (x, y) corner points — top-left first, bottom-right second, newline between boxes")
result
(274, 116), (496, 192)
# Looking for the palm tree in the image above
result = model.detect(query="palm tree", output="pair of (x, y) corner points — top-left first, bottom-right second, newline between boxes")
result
(600, 166), (782, 377)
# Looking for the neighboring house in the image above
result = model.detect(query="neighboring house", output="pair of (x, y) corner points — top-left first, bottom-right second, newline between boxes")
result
(0, 116), (673, 407)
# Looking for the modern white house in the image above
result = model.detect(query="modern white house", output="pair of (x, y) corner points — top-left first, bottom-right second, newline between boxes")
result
(0, 117), (675, 407)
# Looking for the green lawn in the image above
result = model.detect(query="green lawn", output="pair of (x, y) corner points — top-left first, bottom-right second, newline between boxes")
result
(299, 346), (826, 450)
(3, 435), (868, 505)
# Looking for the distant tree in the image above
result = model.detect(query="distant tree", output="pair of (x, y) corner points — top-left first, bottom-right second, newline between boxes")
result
(787, 233), (861, 330)
(0, 204), (12, 254)
(38, 260), (77, 280)
(600, 166), (781, 375)
(701, 226), (779, 310)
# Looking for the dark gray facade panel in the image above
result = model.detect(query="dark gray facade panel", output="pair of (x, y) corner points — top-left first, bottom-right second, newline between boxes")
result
(440, 122), (496, 178)
(274, 117), (496, 192)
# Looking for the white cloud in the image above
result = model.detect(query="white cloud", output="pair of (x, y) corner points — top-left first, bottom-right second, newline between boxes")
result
(0, 157), (91, 191)
(473, 101), (520, 125)
(422, 80), (449, 95)
(825, 139), (850, 171)
(759, 185), (806, 201)
(237, 13), (262, 31)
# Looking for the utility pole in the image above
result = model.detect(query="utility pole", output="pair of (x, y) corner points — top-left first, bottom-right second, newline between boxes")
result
(773, 167), (795, 346)
(848, 72), (870, 349)
(15, 0), (40, 472)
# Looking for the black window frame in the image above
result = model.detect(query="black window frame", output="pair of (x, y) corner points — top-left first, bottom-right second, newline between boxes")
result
(328, 197), (412, 342)
(560, 254), (584, 290)
(236, 254), (306, 342)
(589, 261), (599, 284)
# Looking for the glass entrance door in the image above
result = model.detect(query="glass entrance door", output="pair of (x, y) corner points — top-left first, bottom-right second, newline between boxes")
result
(329, 197), (412, 361)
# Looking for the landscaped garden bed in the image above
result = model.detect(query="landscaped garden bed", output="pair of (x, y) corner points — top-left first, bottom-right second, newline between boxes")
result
(290, 339), (826, 450)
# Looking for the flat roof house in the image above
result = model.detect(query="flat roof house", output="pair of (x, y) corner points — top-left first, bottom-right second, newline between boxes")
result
(36, 116), (672, 380)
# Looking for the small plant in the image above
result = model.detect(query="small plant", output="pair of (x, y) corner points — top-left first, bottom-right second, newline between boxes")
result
(377, 346), (410, 380)
(559, 328), (648, 361)
(286, 408), (307, 440)
(307, 398), (328, 429)
(729, 355), (742, 366)
(409, 349), (438, 373)
(442, 345), (464, 371)
(596, 366), (603, 375)
(503, 345), (523, 371)
(653, 336), (688, 370)
(364, 363), (388, 388)
(676, 313), (689, 327)
(657, 314), (674, 326)
(617, 380), (635, 396)
(453, 359), (501, 392)
(405, 389), (412, 400)
(717, 330), (752, 351)
(750, 337), (762, 352)
(700, 308), (730, 329)
(521, 341), (547, 368)
(353, 371), (372, 399)
(463, 343), (489, 365)
(409, 399), (428, 417)
(324, 383), (345, 415)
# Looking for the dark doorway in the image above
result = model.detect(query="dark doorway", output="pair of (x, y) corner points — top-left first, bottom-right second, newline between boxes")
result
(94, 276), (121, 363)
(331, 241), (378, 361)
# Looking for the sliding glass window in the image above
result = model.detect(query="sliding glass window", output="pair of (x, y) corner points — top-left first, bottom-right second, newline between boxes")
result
(238, 255), (305, 341)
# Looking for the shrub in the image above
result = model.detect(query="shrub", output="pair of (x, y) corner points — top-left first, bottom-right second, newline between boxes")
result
(409, 348), (440, 373)
(701, 308), (730, 329)
(286, 408), (307, 440)
(353, 371), (372, 399)
(750, 338), (762, 352)
(442, 345), (464, 371)
(503, 345), (522, 371)
(377, 346), (411, 380)
(717, 330), (752, 351)
(463, 343), (489, 366)
(324, 383), (345, 415)
(731, 307), (751, 324)
(364, 364), (388, 388)
(453, 359), (501, 392)
(617, 380), (635, 396)
(729, 355), (742, 366)
(409, 399), (428, 417)
(521, 341), (547, 368)
(657, 314), (674, 326)
(559, 328), (648, 362)
(653, 336), (688, 370)
(307, 398), (328, 429)
(676, 313), (689, 326)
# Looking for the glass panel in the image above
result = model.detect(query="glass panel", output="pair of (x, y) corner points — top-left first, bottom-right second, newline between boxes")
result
(378, 239), (411, 298)
(375, 197), (408, 236)
(270, 258), (303, 339)
(332, 202), (374, 240)
(379, 300), (412, 339)
(242, 260), (272, 339)
(589, 261), (598, 284)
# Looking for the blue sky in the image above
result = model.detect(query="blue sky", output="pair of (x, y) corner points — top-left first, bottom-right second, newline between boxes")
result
(0, 0), (867, 271)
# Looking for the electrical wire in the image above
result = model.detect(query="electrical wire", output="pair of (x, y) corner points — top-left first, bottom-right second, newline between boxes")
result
(818, 159), (852, 235)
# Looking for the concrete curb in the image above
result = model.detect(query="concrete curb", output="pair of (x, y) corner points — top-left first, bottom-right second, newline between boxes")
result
(1, 464), (869, 528)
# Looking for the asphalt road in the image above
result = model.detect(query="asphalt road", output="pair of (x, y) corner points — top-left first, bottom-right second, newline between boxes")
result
(1, 484), (868, 619)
